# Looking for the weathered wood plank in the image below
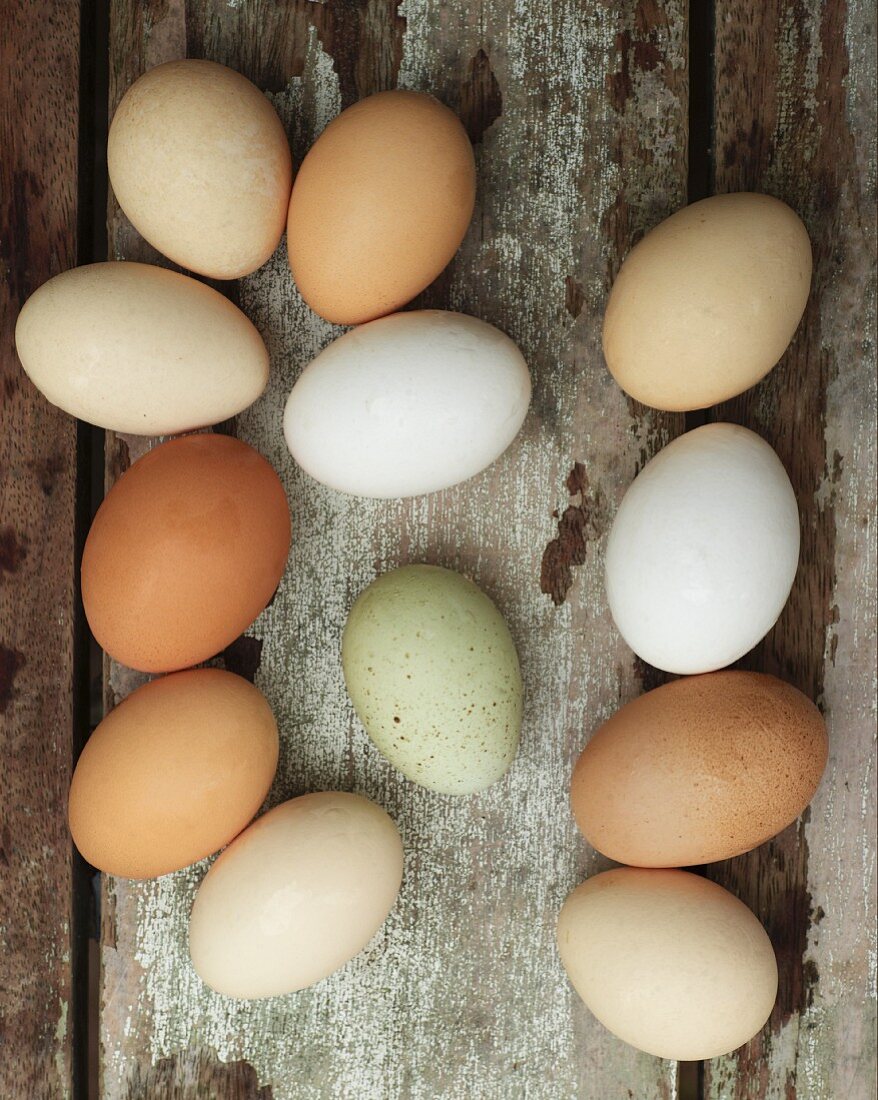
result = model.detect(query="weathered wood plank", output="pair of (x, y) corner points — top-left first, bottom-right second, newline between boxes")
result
(0, 2), (82, 1096)
(101, 3), (690, 1097)
(705, 2), (877, 1098)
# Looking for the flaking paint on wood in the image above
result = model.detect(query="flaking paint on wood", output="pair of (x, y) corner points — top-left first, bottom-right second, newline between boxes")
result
(101, 1), (688, 1097)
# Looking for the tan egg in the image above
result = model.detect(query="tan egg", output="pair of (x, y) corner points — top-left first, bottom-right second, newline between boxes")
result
(571, 671), (827, 867)
(109, 60), (292, 279)
(602, 193), (812, 410)
(557, 868), (778, 1060)
(188, 792), (404, 998)
(81, 434), (291, 674)
(68, 669), (278, 879)
(14, 262), (268, 434)
(287, 91), (475, 324)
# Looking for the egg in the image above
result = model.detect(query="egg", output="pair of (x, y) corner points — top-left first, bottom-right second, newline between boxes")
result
(188, 792), (403, 998)
(82, 434), (291, 673)
(286, 91), (475, 324)
(602, 192), (812, 410)
(68, 669), (278, 879)
(342, 565), (522, 794)
(605, 423), (799, 674)
(108, 60), (292, 279)
(557, 868), (778, 1060)
(283, 311), (531, 498)
(14, 262), (268, 434)
(571, 671), (827, 867)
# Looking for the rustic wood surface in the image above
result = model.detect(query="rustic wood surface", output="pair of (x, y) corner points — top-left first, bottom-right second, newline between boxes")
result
(101, 1), (690, 1097)
(0, 2), (82, 1097)
(704, 3), (877, 1099)
(0, 0), (862, 1097)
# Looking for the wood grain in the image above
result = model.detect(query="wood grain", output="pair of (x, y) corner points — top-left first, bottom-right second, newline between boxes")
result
(705, 2), (877, 1098)
(0, 2), (82, 1096)
(101, 1), (688, 1097)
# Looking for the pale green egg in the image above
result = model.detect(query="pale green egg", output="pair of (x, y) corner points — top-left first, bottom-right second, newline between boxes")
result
(342, 564), (523, 795)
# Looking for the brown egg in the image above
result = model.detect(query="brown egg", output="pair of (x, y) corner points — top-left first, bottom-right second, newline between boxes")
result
(68, 669), (278, 879)
(287, 91), (475, 325)
(571, 671), (827, 867)
(82, 434), (290, 673)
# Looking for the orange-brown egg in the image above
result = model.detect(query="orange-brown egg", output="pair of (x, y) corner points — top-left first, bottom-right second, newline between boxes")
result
(68, 669), (278, 878)
(82, 434), (290, 673)
(287, 91), (475, 325)
(571, 671), (827, 867)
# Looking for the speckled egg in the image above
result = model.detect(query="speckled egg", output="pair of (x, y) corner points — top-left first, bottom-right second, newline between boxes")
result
(571, 671), (828, 867)
(342, 565), (522, 795)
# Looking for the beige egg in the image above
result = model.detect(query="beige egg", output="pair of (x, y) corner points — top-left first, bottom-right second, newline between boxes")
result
(109, 60), (292, 279)
(15, 262), (268, 434)
(557, 868), (778, 1060)
(603, 193), (812, 410)
(188, 792), (403, 998)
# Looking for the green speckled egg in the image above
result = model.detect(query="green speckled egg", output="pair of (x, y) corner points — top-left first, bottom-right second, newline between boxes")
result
(342, 564), (523, 795)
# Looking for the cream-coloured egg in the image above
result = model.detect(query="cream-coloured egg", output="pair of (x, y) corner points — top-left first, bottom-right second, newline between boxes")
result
(283, 311), (531, 498)
(189, 792), (403, 998)
(603, 193), (811, 410)
(557, 868), (778, 1060)
(15, 262), (268, 434)
(342, 565), (522, 794)
(109, 60), (292, 279)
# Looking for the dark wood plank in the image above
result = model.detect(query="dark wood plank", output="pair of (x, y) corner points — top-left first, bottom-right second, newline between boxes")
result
(0, 1), (82, 1095)
(101, 2), (689, 1097)
(705, 2), (877, 1097)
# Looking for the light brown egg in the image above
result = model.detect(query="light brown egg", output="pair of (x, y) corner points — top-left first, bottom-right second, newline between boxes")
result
(602, 192), (812, 410)
(108, 60), (292, 279)
(557, 868), (778, 1060)
(189, 792), (404, 998)
(81, 434), (291, 673)
(286, 91), (475, 324)
(68, 669), (278, 879)
(570, 671), (827, 867)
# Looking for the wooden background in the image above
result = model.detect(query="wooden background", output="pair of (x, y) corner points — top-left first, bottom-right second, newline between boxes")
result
(1, 1), (875, 1097)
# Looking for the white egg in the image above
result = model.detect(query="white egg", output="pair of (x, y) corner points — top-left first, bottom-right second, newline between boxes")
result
(605, 423), (799, 674)
(283, 310), (531, 498)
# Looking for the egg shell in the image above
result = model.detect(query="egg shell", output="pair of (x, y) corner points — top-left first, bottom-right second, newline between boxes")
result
(556, 868), (778, 1060)
(14, 262), (268, 435)
(602, 192), (812, 411)
(68, 669), (278, 879)
(188, 792), (403, 998)
(342, 564), (522, 795)
(283, 311), (531, 498)
(286, 91), (475, 324)
(108, 60), (292, 279)
(571, 671), (828, 867)
(605, 422), (800, 674)
(82, 434), (291, 673)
